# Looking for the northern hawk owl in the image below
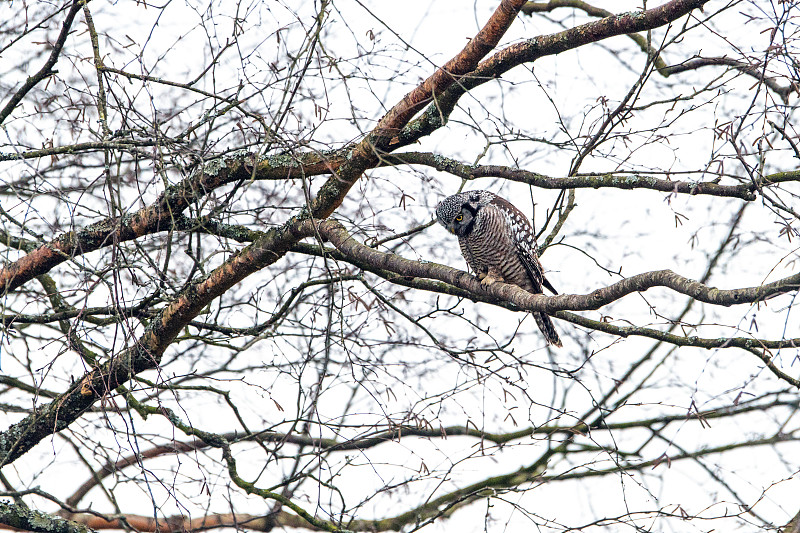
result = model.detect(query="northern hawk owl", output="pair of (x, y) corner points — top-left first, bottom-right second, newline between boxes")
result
(435, 190), (561, 347)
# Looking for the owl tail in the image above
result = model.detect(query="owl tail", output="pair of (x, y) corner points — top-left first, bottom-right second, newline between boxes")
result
(533, 312), (562, 347)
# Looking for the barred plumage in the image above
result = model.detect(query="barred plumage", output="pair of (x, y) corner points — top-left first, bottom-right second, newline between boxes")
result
(435, 190), (562, 347)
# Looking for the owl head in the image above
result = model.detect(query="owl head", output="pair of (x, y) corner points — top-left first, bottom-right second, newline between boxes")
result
(435, 190), (495, 237)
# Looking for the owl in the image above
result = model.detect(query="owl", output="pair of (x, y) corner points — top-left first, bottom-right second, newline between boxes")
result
(435, 190), (562, 347)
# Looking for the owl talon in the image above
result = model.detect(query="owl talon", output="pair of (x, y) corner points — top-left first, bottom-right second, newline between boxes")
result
(479, 271), (504, 286)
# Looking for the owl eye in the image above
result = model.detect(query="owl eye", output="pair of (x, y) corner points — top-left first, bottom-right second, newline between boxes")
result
(455, 214), (463, 222)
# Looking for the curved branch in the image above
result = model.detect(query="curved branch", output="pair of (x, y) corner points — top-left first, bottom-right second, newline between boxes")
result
(291, 240), (800, 351)
(396, 0), (710, 146)
(662, 56), (795, 103)
(310, 219), (800, 314)
(301, 219), (800, 385)
(64, 395), (799, 510)
(522, 1), (795, 102)
(384, 151), (770, 200)
(291, 231), (800, 387)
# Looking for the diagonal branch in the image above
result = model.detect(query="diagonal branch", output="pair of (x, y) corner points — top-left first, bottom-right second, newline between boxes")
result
(522, 0), (670, 71)
(522, 1), (795, 102)
(0, 0), (82, 126)
(307, 0), (528, 219)
(0, 149), (341, 294)
(396, 0), (710, 146)
(0, 218), (316, 467)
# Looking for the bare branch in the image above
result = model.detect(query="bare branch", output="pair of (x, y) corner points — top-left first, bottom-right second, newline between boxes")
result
(0, 1), (82, 125)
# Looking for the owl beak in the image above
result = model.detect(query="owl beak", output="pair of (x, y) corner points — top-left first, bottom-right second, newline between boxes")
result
(446, 225), (456, 235)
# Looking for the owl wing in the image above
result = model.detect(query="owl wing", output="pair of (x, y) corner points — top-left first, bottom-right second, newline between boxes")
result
(491, 196), (558, 295)
(516, 242), (558, 295)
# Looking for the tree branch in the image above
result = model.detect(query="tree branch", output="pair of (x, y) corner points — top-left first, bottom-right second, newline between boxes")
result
(0, 217), (316, 467)
(0, 502), (94, 533)
(522, 1), (796, 102)
(396, 0), (710, 146)
(307, 0), (529, 219)
(0, 0), (83, 126)
(309, 218), (800, 314)
(383, 151), (770, 200)
(0, 149), (341, 293)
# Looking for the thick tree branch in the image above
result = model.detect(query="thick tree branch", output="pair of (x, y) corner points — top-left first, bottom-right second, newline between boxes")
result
(300, 219), (800, 385)
(0, 218), (316, 467)
(291, 241), (799, 354)
(290, 236), (800, 386)
(308, 219), (800, 314)
(0, 502), (94, 533)
(523, 0), (669, 70)
(0, 149), (342, 293)
(308, 0), (528, 219)
(396, 0), (710, 145)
